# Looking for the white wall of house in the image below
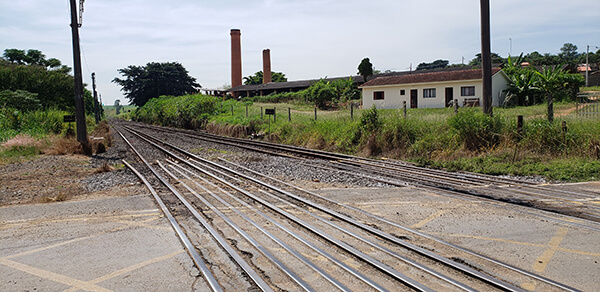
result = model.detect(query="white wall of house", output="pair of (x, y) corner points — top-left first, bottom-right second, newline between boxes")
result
(361, 71), (510, 109)
(492, 71), (510, 107)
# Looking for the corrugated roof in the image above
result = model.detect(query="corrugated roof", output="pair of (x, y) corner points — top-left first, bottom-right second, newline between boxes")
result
(360, 68), (502, 87)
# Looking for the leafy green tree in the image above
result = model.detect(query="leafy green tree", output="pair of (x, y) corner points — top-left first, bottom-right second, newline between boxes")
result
(114, 100), (122, 115)
(358, 58), (374, 82)
(112, 62), (201, 107)
(306, 79), (337, 108)
(416, 59), (449, 71)
(469, 53), (505, 66)
(0, 58), (74, 111)
(243, 71), (287, 85)
(2, 49), (70, 72)
(559, 43), (579, 64)
(504, 69), (539, 106)
(0, 90), (42, 111)
(535, 66), (564, 122)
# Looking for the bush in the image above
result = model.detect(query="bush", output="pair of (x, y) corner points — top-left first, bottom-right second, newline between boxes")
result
(132, 94), (219, 129)
(448, 109), (504, 151)
(0, 107), (67, 142)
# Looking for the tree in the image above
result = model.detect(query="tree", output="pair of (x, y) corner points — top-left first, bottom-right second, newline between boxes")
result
(112, 62), (201, 107)
(306, 79), (337, 108)
(0, 57), (74, 111)
(416, 59), (449, 71)
(243, 71), (287, 85)
(535, 66), (564, 122)
(358, 58), (373, 82)
(2, 49), (70, 72)
(469, 53), (505, 66)
(114, 99), (122, 115)
(559, 43), (579, 64)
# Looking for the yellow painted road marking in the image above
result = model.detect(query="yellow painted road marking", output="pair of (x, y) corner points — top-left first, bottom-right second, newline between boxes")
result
(63, 250), (185, 292)
(3, 234), (96, 260)
(523, 227), (569, 291)
(1, 212), (160, 229)
(533, 227), (569, 273)
(0, 258), (113, 292)
(426, 231), (545, 248)
(411, 210), (447, 229)
(557, 247), (600, 257)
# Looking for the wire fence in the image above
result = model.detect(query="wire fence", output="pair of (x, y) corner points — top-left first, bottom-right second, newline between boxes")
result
(576, 92), (600, 117)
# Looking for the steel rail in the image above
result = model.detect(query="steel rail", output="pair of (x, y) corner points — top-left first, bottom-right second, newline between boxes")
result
(217, 159), (582, 292)
(165, 162), (354, 292)
(188, 156), (523, 292)
(168, 162), (389, 292)
(157, 161), (315, 292)
(255, 188), (477, 292)
(144, 124), (600, 200)
(124, 127), (434, 292)
(121, 160), (223, 292)
(129, 123), (535, 186)
(126, 127), (522, 292)
(115, 126), (274, 292)
(331, 161), (600, 222)
(297, 158), (600, 232)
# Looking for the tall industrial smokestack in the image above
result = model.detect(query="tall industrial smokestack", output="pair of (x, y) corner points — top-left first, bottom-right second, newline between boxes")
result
(230, 29), (242, 90)
(263, 49), (271, 84)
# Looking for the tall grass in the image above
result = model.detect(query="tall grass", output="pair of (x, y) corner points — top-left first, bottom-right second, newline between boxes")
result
(0, 107), (68, 142)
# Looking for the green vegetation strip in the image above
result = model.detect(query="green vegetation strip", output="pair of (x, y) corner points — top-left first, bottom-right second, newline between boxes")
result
(128, 93), (600, 182)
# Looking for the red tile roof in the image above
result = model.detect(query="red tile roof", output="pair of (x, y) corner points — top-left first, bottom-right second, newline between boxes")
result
(360, 68), (502, 87)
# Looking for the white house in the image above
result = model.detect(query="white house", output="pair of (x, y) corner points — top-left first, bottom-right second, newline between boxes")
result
(360, 68), (510, 109)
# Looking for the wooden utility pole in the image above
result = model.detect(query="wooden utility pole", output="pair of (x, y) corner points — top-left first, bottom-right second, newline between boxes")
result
(480, 0), (493, 116)
(69, 0), (91, 154)
(92, 72), (100, 124)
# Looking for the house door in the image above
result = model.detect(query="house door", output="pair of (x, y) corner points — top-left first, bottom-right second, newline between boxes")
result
(410, 89), (418, 108)
(445, 87), (453, 107)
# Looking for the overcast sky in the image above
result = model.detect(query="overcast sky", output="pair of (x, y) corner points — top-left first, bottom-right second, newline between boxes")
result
(1, 0), (599, 105)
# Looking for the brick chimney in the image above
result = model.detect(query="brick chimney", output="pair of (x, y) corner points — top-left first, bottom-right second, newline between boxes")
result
(263, 49), (271, 84)
(230, 29), (242, 90)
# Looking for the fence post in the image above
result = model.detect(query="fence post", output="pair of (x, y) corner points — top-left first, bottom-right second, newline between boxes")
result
(261, 107), (263, 118)
(274, 108), (276, 122)
(517, 115), (524, 140)
(314, 108), (317, 121)
(562, 121), (568, 148)
(403, 101), (407, 118)
(231, 105), (234, 116)
(288, 107), (291, 122)
(351, 103), (354, 120)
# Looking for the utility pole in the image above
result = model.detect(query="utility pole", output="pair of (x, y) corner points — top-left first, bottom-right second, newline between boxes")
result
(586, 45), (599, 88)
(480, 0), (493, 116)
(587, 45), (590, 88)
(92, 72), (100, 124)
(69, 0), (91, 154)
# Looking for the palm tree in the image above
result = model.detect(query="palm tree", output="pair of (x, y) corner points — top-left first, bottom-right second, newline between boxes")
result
(535, 66), (563, 122)
(505, 69), (538, 106)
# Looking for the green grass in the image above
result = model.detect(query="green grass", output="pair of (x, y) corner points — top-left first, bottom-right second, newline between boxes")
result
(581, 86), (600, 92)
(103, 105), (137, 119)
(0, 145), (42, 165)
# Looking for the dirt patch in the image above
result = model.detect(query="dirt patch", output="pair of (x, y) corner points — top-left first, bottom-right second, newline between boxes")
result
(0, 122), (145, 206)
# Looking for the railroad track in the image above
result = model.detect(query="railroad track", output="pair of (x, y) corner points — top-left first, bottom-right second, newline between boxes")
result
(127, 122), (600, 225)
(112, 122), (581, 291)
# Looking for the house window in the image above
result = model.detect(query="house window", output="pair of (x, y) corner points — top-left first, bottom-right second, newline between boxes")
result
(400, 89), (406, 95)
(373, 91), (384, 100)
(423, 88), (436, 98)
(461, 86), (475, 96)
